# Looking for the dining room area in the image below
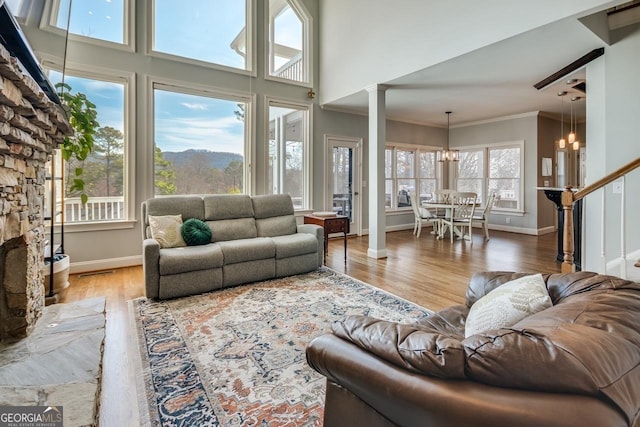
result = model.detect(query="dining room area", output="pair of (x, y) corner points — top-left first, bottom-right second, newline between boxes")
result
(408, 189), (498, 243)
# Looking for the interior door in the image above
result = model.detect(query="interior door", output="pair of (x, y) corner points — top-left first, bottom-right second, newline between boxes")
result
(325, 136), (361, 235)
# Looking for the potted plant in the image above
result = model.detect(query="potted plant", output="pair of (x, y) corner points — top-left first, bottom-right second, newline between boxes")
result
(42, 83), (100, 297)
(55, 82), (100, 204)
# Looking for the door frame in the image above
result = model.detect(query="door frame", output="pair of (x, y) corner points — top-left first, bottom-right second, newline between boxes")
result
(324, 134), (362, 236)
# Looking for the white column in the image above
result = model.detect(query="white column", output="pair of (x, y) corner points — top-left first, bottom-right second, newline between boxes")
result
(367, 84), (388, 259)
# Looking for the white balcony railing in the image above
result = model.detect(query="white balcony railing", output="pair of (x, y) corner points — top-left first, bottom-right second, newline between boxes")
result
(63, 197), (125, 222)
(274, 53), (303, 82)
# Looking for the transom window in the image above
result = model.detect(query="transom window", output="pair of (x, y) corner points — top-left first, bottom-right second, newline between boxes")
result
(153, 85), (249, 196)
(267, 99), (310, 209)
(267, 0), (310, 84)
(46, 0), (127, 45)
(385, 145), (440, 210)
(457, 143), (523, 211)
(152, 0), (250, 71)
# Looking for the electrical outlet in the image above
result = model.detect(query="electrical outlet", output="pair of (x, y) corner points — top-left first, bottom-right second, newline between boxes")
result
(506, 217), (511, 224)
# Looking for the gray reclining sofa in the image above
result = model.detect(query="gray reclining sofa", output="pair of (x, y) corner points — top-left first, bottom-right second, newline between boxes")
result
(142, 194), (323, 299)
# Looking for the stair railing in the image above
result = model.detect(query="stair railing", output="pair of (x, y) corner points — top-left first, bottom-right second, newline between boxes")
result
(561, 157), (640, 273)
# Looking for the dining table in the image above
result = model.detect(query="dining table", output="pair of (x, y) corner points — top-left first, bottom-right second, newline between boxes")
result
(422, 200), (477, 241)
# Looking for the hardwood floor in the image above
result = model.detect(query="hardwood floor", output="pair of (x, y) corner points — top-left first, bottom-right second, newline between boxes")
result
(59, 228), (561, 426)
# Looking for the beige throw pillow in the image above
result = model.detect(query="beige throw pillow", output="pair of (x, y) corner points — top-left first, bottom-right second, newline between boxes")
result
(148, 214), (187, 248)
(465, 273), (552, 338)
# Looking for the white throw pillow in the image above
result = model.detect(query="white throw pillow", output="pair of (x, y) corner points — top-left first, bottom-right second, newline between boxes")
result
(465, 274), (552, 338)
(148, 214), (187, 248)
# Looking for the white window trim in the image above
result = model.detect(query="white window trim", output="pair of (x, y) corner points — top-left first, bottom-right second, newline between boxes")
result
(458, 140), (525, 214)
(264, 96), (313, 209)
(148, 0), (254, 75)
(43, 62), (135, 228)
(264, 0), (313, 87)
(385, 142), (442, 212)
(149, 77), (254, 197)
(39, 0), (135, 52)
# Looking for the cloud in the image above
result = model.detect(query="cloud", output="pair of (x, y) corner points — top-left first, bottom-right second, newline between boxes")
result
(155, 116), (244, 153)
(180, 102), (209, 111)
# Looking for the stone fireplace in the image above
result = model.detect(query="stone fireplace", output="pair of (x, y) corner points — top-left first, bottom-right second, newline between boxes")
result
(0, 42), (71, 339)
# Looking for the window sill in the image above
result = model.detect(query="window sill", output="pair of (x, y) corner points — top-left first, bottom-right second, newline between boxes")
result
(492, 210), (525, 217)
(60, 220), (137, 233)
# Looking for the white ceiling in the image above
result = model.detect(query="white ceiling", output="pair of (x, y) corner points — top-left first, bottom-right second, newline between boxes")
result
(319, 12), (617, 128)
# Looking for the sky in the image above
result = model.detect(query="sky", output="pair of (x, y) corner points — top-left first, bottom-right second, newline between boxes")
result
(40, 0), (301, 155)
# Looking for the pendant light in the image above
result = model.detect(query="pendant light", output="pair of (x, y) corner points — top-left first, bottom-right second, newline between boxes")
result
(437, 111), (459, 162)
(558, 91), (566, 149)
(571, 96), (581, 151)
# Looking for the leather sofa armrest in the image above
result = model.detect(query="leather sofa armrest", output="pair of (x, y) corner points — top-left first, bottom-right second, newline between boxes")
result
(306, 334), (626, 427)
(297, 223), (323, 266)
(142, 238), (160, 299)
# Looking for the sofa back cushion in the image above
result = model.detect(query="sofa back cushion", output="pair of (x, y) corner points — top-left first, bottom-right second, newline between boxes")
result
(203, 195), (257, 242)
(251, 194), (297, 237)
(143, 196), (204, 239)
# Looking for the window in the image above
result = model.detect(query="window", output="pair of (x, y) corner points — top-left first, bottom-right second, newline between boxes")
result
(489, 146), (522, 210)
(457, 149), (485, 202)
(153, 85), (249, 196)
(153, 0), (250, 71)
(457, 143), (523, 211)
(49, 71), (127, 223)
(385, 145), (440, 210)
(267, 100), (310, 209)
(267, 0), (310, 84)
(46, 0), (127, 45)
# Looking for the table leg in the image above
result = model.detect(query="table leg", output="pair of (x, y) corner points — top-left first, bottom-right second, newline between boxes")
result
(343, 232), (347, 263)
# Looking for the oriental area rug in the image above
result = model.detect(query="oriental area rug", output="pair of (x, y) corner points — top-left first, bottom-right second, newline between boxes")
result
(130, 267), (431, 426)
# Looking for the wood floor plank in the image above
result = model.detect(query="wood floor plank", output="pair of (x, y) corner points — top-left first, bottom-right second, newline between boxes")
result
(58, 228), (561, 426)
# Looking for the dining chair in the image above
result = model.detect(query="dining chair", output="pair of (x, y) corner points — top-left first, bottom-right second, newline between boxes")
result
(472, 192), (498, 240)
(440, 192), (477, 243)
(409, 191), (439, 238)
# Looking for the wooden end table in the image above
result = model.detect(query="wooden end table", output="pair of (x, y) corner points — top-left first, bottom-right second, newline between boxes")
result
(303, 214), (350, 264)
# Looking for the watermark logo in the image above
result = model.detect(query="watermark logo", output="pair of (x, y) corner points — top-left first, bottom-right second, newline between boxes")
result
(0, 406), (63, 427)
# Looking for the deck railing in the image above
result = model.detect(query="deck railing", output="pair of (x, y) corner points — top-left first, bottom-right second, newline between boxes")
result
(561, 157), (640, 275)
(64, 196), (125, 222)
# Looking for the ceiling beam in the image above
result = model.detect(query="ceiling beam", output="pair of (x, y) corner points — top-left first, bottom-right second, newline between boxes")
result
(533, 47), (605, 90)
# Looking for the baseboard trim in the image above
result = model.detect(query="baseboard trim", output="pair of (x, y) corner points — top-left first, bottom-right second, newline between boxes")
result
(70, 255), (142, 274)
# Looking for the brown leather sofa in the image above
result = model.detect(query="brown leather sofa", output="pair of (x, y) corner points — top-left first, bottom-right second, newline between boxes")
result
(306, 271), (640, 427)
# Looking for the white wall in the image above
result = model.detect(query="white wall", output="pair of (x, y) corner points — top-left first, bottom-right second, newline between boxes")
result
(318, 0), (620, 104)
(584, 23), (640, 272)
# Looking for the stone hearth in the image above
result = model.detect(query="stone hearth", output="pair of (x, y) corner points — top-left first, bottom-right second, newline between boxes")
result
(0, 41), (71, 339)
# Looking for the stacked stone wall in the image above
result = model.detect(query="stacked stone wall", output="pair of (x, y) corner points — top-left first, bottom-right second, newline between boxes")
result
(0, 42), (71, 339)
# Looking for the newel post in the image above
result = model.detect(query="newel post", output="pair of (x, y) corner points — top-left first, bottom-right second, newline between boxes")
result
(561, 187), (576, 273)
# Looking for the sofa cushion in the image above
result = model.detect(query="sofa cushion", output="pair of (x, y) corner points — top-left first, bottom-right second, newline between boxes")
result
(271, 234), (318, 259)
(252, 194), (298, 237)
(181, 218), (212, 246)
(332, 315), (466, 379)
(144, 196), (205, 239)
(158, 244), (223, 275)
(204, 195), (254, 220)
(148, 215), (187, 248)
(217, 238), (275, 264)
(206, 218), (257, 242)
(464, 273), (552, 338)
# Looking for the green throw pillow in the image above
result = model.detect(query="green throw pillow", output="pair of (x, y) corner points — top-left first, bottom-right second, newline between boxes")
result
(181, 218), (212, 246)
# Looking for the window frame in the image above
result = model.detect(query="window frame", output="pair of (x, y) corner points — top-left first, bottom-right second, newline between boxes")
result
(384, 143), (442, 212)
(265, 96), (312, 210)
(44, 61), (135, 231)
(150, 78), (254, 198)
(40, 0), (135, 52)
(457, 141), (525, 213)
(149, 0), (255, 75)
(265, 0), (313, 87)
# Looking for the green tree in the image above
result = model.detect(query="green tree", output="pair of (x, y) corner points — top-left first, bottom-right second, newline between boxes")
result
(224, 160), (243, 193)
(154, 147), (176, 195)
(92, 126), (124, 197)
